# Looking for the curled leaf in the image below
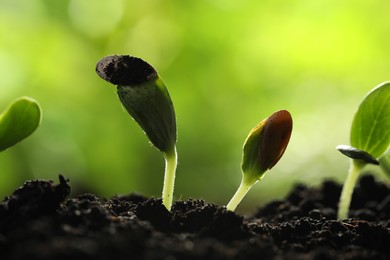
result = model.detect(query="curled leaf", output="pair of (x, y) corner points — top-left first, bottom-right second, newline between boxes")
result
(96, 55), (177, 153)
(0, 97), (42, 152)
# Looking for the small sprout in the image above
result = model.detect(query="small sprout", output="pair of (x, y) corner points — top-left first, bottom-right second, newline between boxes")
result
(337, 82), (390, 219)
(226, 110), (293, 211)
(0, 97), (42, 152)
(96, 55), (177, 211)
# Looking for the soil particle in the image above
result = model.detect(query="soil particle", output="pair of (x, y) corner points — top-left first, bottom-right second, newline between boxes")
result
(1, 174), (390, 259)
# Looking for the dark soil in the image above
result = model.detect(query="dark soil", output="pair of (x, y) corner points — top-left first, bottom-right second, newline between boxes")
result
(1, 174), (390, 260)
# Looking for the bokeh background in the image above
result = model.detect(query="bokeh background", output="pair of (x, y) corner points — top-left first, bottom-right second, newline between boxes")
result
(1, 0), (389, 212)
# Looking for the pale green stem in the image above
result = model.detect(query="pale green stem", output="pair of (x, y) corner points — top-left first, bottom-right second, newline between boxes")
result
(226, 174), (257, 211)
(337, 159), (365, 219)
(162, 146), (178, 211)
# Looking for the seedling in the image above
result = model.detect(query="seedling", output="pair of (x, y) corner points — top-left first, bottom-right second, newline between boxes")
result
(0, 97), (41, 152)
(96, 55), (177, 211)
(226, 110), (293, 211)
(336, 82), (390, 219)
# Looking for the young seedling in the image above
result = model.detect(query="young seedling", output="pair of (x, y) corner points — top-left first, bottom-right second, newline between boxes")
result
(0, 97), (41, 152)
(226, 110), (293, 211)
(96, 55), (177, 211)
(336, 81), (390, 219)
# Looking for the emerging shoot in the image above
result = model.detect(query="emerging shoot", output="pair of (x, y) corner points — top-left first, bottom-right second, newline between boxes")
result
(226, 110), (293, 211)
(337, 82), (390, 219)
(96, 55), (177, 211)
(0, 97), (41, 152)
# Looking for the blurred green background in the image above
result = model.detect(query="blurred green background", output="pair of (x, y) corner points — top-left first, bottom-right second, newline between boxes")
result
(1, 0), (389, 212)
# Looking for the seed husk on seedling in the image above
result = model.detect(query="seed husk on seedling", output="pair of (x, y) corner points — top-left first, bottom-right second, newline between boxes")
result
(226, 110), (293, 211)
(96, 55), (177, 211)
(0, 97), (41, 152)
(336, 81), (390, 219)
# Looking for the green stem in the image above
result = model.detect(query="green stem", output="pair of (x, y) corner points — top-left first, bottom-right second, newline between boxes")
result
(337, 159), (365, 219)
(226, 174), (257, 211)
(162, 146), (178, 211)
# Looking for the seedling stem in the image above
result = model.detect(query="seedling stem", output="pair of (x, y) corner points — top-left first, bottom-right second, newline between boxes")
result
(337, 159), (365, 219)
(162, 146), (178, 211)
(226, 173), (257, 211)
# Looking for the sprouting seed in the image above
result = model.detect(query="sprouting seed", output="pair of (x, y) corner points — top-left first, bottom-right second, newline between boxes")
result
(226, 110), (293, 211)
(96, 55), (177, 211)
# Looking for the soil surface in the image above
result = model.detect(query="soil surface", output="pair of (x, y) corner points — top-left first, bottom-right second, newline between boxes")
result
(1, 174), (390, 259)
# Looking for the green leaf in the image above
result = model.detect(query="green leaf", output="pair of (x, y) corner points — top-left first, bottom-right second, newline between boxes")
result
(0, 97), (42, 152)
(350, 82), (390, 158)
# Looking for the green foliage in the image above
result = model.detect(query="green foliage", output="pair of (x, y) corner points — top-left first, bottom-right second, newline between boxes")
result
(0, 97), (41, 152)
(226, 110), (293, 211)
(350, 82), (390, 158)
